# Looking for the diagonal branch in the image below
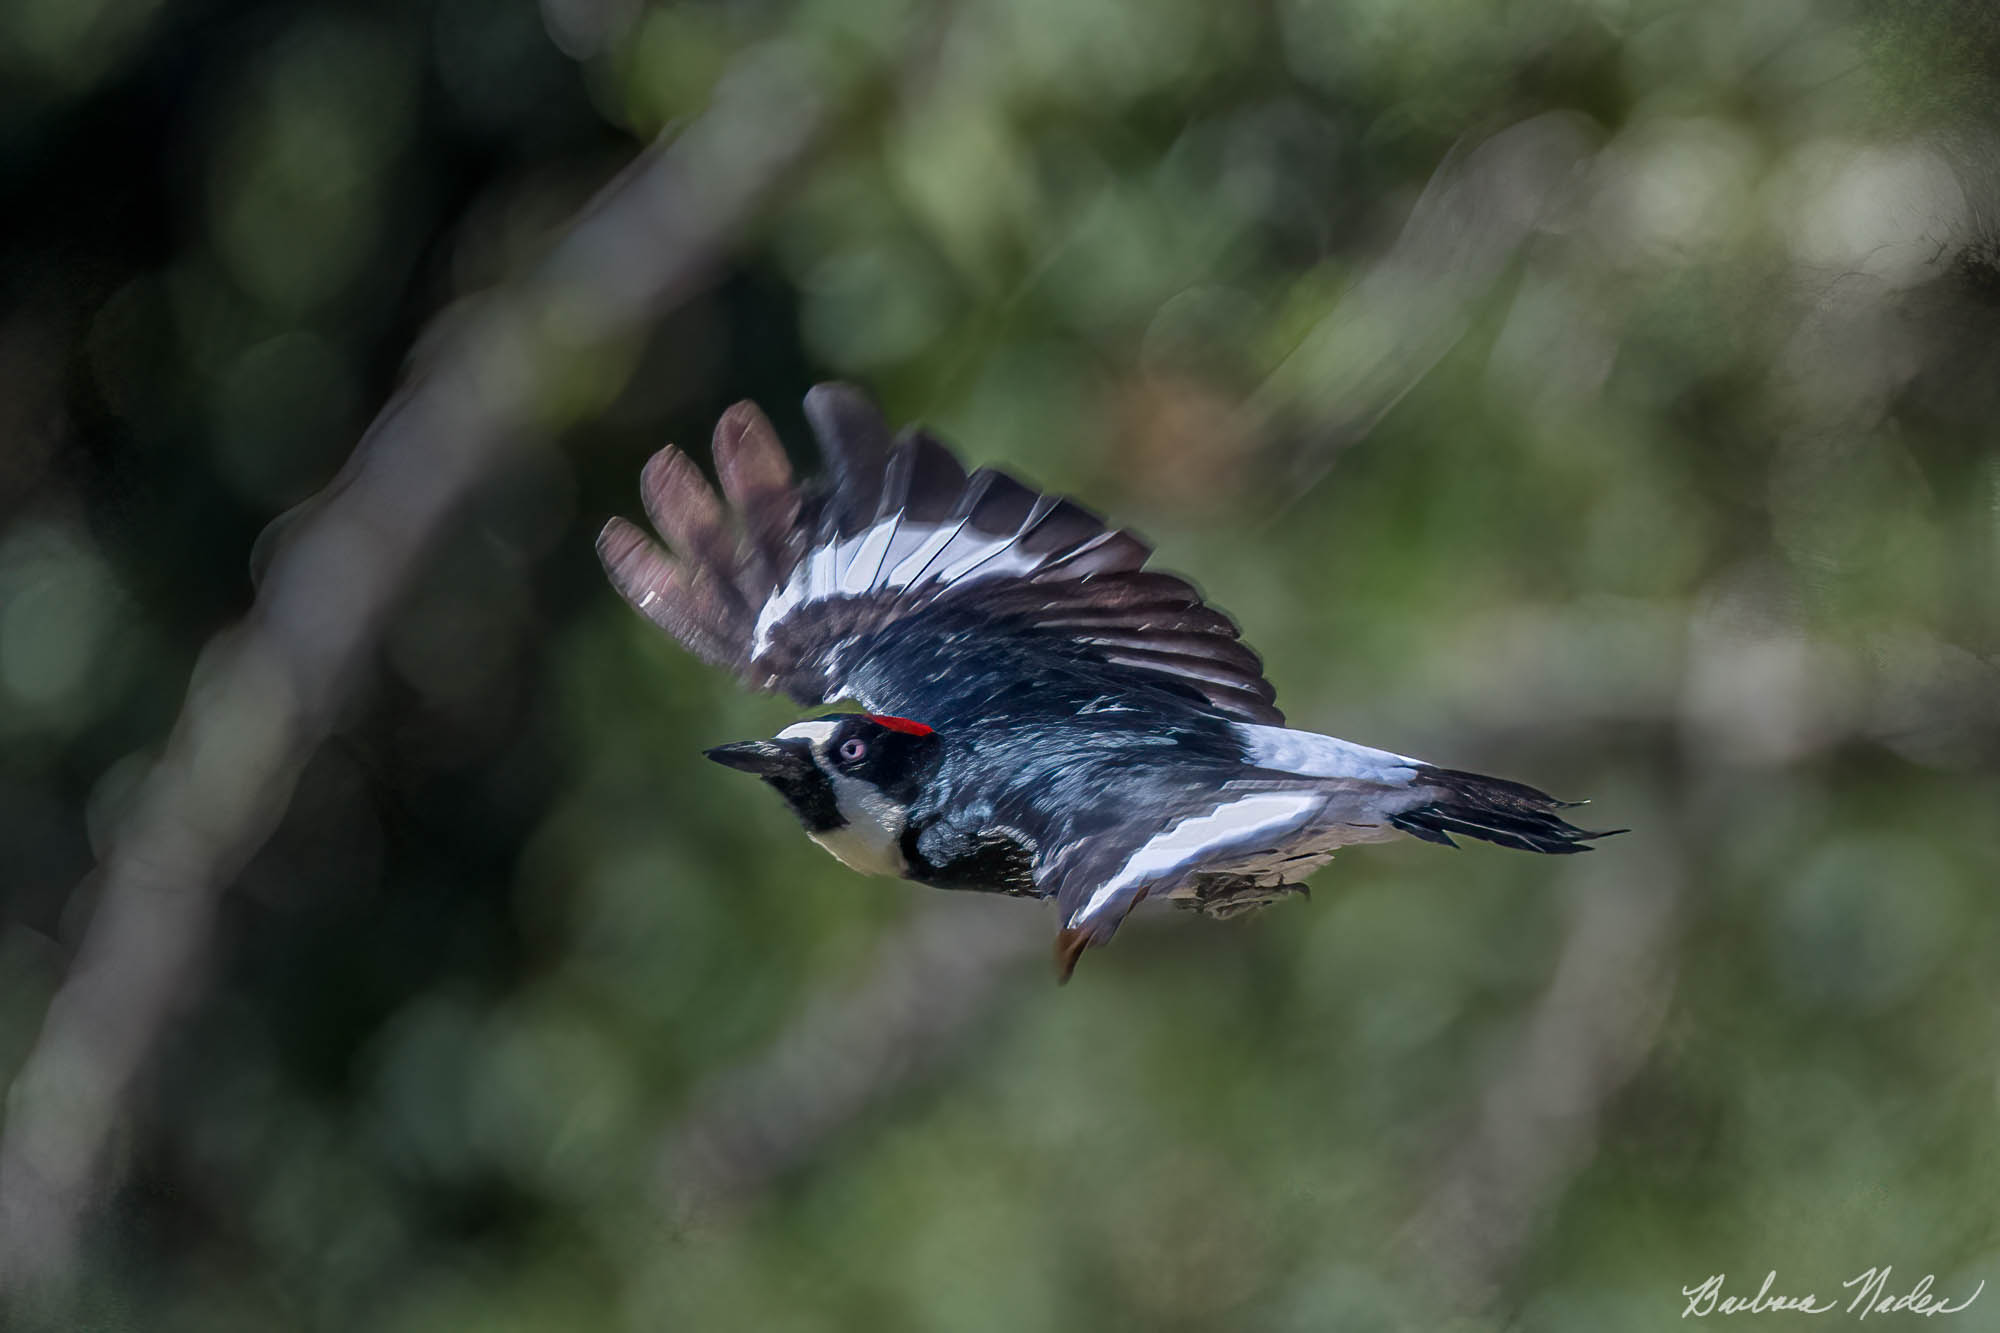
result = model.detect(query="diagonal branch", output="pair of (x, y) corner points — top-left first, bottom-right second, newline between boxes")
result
(1400, 804), (1688, 1312)
(0, 42), (841, 1293)
(656, 893), (1043, 1225)
(1254, 112), (1601, 491)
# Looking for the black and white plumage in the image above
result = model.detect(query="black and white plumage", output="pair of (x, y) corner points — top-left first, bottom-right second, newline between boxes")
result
(600, 384), (1618, 980)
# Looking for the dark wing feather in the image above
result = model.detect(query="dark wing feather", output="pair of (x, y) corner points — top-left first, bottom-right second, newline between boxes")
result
(710, 400), (801, 589)
(595, 518), (745, 669)
(639, 448), (747, 616)
(803, 382), (892, 534)
(597, 383), (1285, 724)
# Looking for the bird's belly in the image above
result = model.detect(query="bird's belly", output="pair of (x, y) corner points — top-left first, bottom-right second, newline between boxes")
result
(1167, 825), (1359, 898)
(1165, 836), (1341, 920)
(1180, 845), (1336, 892)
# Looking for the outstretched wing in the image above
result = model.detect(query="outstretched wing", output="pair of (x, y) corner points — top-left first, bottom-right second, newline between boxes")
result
(598, 383), (1283, 725)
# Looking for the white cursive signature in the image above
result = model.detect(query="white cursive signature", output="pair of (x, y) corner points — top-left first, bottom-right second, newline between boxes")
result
(1681, 1269), (1985, 1319)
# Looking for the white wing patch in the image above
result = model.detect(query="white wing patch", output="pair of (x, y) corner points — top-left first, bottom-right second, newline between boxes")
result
(1071, 790), (1323, 926)
(750, 507), (1045, 659)
(882, 519), (968, 587)
(1232, 723), (1423, 785)
(837, 519), (897, 593)
(752, 579), (807, 653)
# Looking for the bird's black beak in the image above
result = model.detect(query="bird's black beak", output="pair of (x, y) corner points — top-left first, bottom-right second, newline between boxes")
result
(703, 738), (812, 778)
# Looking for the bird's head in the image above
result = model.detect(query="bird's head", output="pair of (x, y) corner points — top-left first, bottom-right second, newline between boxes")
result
(705, 712), (941, 877)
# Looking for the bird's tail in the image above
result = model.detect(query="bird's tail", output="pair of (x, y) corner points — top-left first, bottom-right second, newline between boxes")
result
(1389, 767), (1622, 854)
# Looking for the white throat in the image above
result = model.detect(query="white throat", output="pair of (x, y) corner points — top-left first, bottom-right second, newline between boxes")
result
(807, 771), (909, 877)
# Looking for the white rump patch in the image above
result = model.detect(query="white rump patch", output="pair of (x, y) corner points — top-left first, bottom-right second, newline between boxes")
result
(1232, 723), (1422, 785)
(1072, 790), (1322, 926)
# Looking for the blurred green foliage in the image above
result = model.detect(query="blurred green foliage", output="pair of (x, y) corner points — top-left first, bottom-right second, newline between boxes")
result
(3, 0), (1999, 1329)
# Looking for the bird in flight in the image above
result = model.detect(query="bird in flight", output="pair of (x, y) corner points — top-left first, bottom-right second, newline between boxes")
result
(599, 384), (1616, 980)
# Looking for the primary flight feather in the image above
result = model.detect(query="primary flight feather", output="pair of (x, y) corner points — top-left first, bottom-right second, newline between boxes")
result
(599, 384), (1617, 980)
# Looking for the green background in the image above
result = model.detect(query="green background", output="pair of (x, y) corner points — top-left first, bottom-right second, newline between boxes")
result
(3, 0), (1998, 1328)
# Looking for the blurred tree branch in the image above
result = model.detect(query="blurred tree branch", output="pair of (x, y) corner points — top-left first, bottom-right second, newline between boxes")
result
(656, 894), (1042, 1224)
(1402, 810), (1687, 1312)
(1394, 605), (1996, 1308)
(0, 40), (843, 1294)
(1254, 112), (1600, 493)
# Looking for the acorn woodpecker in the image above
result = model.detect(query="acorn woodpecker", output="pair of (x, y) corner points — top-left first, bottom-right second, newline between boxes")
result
(599, 384), (1617, 979)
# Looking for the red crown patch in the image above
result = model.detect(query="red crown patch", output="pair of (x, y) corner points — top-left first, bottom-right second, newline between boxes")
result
(865, 713), (934, 737)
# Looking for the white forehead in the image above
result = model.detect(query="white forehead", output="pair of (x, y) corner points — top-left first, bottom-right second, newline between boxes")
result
(777, 719), (839, 745)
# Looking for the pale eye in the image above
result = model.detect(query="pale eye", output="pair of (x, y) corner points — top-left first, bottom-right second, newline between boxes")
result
(838, 738), (868, 764)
